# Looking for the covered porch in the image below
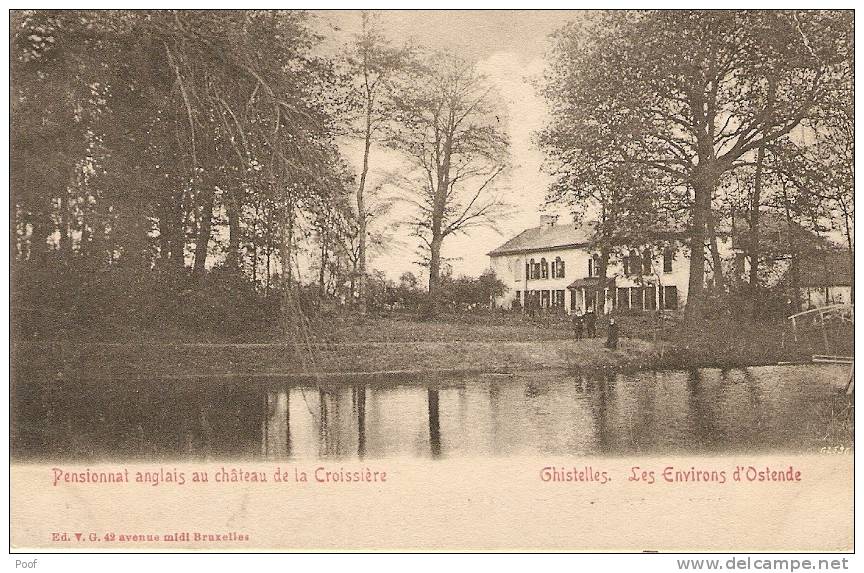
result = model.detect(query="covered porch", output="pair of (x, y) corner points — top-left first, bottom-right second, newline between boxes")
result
(566, 277), (615, 315)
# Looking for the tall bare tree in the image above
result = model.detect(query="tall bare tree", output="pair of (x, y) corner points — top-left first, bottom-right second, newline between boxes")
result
(386, 52), (510, 313)
(345, 11), (411, 312)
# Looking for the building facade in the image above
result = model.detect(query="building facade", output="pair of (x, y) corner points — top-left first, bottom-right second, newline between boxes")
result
(488, 219), (691, 314)
(729, 213), (853, 309)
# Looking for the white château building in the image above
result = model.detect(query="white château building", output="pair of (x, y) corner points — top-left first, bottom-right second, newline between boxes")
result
(488, 216), (693, 314)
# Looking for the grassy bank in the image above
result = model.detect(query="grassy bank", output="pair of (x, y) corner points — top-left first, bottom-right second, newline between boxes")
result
(13, 336), (661, 380)
(13, 309), (849, 380)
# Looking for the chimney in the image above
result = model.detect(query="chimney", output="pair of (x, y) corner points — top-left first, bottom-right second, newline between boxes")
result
(540, 214), (559, 228)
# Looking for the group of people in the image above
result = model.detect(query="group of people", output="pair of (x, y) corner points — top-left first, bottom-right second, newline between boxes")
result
(571, 308), (619, 350)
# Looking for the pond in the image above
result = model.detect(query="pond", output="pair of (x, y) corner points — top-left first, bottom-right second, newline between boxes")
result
(11, 364), (853, 461)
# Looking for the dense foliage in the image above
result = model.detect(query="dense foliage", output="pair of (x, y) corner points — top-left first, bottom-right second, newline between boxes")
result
(540, 10), (853, 316)
(11, 10), (512, 338)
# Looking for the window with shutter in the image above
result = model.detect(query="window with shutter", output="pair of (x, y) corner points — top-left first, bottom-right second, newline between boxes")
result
(645, 286), (657, 310)
(663, 248), (673, 273)
(663, 286), (678, 310)
(617, 288), (629, 309)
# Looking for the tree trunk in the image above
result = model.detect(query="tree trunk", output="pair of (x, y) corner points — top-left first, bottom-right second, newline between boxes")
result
(29, 201), (53, 267)
(158, 191), (181, 268)
(349, 258), (357, 302)
(168, 190), (186, 270)
(158, 207), (172, 266)
(318, 227), (328, 297)
(193, 183), (215, 278)
(283, 193), (295, 289)
(780, 182), (801, 312)
(78, 192), (93, 262)
(58, 179), (72, 264)
(842, 205), (854, 305)
(10, 201), (19, 261)
(427, 234), (443, 316)
(748, 144), (766, 314)
(251, 202), (259, 286)
(265, 243), (271, 293)
(90, 197), (108, 269)
(597, 245), (610, 314)
(686, 172), (713, 316)
(356, 102), (373, 313)
(706, 208), (725, 293)
(225, 186), (242, 271)
(425, 130), (453, 317)
(278, 180), (297, 333)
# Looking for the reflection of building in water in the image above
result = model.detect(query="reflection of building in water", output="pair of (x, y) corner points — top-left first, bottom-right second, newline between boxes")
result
(441, 377), (598, 456)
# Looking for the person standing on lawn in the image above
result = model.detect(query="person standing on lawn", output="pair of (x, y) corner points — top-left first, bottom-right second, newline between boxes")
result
(606, 317), (619, 350)
(572, 310), (584, 340)
(584, 307), (596, 337)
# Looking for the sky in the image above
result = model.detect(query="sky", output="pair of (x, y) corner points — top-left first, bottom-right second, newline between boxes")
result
(313, 10), (585, 282)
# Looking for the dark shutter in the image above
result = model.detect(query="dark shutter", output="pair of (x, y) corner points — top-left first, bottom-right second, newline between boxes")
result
(617, 288), (629, 309)
(664, 286), (678, 310)
(663, 249), (673, 273)
(630, 287), (644, 310)
(645, 286), (657, 310)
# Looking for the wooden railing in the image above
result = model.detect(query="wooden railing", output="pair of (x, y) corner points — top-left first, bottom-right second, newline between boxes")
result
(788, 304), (854, 395)
(788, 304), (853, 348)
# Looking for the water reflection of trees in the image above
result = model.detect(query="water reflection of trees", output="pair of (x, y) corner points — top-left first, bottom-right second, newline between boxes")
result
(428, 387), (441, 458)
(354, 385), (367, 458)
(487, 382), (502, 455)
(258, 383), (371, 459)
(199, 378), (265, 458)
(13, 366), (850, 462)
(588, 373), (615, 454)
(631, 372), (658, 452)
(685, 370), (720, 451)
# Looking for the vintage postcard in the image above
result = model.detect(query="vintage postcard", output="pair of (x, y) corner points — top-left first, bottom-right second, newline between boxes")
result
(9, 8), (854, 553)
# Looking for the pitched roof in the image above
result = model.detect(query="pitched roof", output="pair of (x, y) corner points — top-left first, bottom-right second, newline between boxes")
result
(731, 211), (835, 253)
(486, 221), (690, 257)
(795, 249), (853, 287)
(567, 277), (615, 289)
(487, 224), (592, 256)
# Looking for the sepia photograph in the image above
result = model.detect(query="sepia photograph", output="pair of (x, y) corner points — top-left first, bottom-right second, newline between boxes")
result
(8, 7), (855, 554)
